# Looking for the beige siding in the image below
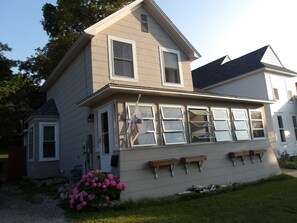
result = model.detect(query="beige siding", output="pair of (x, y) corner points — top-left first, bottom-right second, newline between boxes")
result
(91, 6), (193, 92)
(46, 44), (94, 176)
(119, 140), (280, 200)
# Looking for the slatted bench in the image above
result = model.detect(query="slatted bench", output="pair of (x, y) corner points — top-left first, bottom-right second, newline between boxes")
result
(249, 149), (266, 163)
(229, 150), (250, 166)
(148, 158), (178, 179)
(180, 155), (207, 174)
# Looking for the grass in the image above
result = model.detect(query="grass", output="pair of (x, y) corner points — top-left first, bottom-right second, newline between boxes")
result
(67, 175), (297, 223)
(278, 156), (297, 169)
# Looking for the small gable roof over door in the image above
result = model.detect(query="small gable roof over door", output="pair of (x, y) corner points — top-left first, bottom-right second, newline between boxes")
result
(42, 0), (200, 92)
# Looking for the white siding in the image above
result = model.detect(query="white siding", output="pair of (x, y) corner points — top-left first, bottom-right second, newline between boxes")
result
(261, 46), (283, 67)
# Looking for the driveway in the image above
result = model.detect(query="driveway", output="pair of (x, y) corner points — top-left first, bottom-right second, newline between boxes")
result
(0, 185), (67, 223)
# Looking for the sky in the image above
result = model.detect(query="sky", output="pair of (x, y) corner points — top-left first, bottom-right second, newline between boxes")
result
(1, 0), (297, 72)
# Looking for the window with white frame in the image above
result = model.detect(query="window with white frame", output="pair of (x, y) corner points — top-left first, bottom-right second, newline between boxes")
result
(159, 47), (183, 86)
(277, 115), (286, 142)
(161, 106), (186, 145)
(232, 109), (251, 140)
(39, 122), (59, 161)
(108, 36), (137, 81)
(128, 105), (156, 146)
(292, 115), (297, 141)
(211, 108), (232, 142)
(273, 88), (279, 100)
(28, 126), (34, 161)
(249, 110), (265, 138)
(188, 107), (213, 143)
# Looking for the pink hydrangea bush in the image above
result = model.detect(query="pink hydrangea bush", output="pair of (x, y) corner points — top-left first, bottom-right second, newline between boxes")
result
(69, 169), (126, 211)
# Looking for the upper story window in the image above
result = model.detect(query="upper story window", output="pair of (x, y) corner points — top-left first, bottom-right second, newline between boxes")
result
(277, 115), (286, 142)
(159, 47), (184, 87)
(211, 108), (232, 142)
(128, 104), (157, 147)
(160, 105), (186, 145)
(273, 88), (279, 100)
(39, 122), (59, 161)
(232, 109), (251, 140)
(249, 110), (265, 138)
(141, 14), (148, 33)
(108, 36), (138, 82)
(28, 126), (34, 162)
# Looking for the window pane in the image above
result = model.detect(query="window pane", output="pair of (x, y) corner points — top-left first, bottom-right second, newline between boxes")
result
(235, 130), (250, 140)
(164, 132), (186, 144)
(234, 120), (248, 130)
(129, 106), (153, 118)
(113, 41), (132, 60)
(213, 120), (229, 130)
(134, 133), (156, 145)
(253, 130), (265, 138)
(43, 142), (55, 158)
(251, 111), (262, 119)
(233, 110), (247, 120)
(213, 110), (228, 119)
(162, 107), (183, 119)
(252, 121), (263, 129)
(143, 120), (154, 131)
(165, 69), (180, 83)
(44, 126), (55, 140)
(164, 52), (178, 69)
(280, 129), (286, 142)
(114, 59), (134, 77)
(214, 131), (232, 141)
(292, 116), (297, 127)
(277, 116), (284, 128)
(163, 120), (184, 131)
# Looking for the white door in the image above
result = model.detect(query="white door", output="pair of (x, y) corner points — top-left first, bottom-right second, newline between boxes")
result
(97, 104), (114, 172)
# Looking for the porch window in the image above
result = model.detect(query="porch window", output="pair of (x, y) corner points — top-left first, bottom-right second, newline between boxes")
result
(108, 36), (138, 81)
(160, 47), (183, 86)
(161, 106), (186, 145)
(39, 122), (59, 161)
(212, 108), (232, 142)
(249, 110), (265, 138)
(28, 126), (34, 162)
(277, 115), (286, 142)
(128, 105), (157, 146)
(232, 109), (251, 140)
(188, 107), (213, 143)
(292, 116), (297, 141)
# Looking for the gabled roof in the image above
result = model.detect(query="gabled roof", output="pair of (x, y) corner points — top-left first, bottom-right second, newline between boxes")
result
(41, 0), (200, 92)
(192, 45), (297, 89)
(31, 98), (59, 117)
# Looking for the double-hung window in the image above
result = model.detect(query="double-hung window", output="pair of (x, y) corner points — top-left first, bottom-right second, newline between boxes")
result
(128, 105), (156, 147)
(39, 122), (59, 161)
(159, 47), (183, 86)
(292, 115), (297, 141)
(212, 108), (232, 142)
(28, 126), (34, 162)
(277, 115), (286, 142)
(249, 110), (265, 138)
(161, 106), (186, 145)
(108, 36), (138, 81)
(188, 107), (213, 143)
(232, 109), (251, 140)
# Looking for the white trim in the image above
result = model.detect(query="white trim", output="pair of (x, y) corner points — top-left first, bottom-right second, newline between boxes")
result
(28, 125), (34, 162)
(127, 103), (157, 147)
(160, 105), (187, 145)
(39, 122), (59, 162)
(108, 35), (138, 82)
(159, 47), (184, 87)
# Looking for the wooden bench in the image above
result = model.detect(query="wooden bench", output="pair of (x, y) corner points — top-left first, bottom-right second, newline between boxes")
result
(249, 149), (266, 163)
(229, 151), (250, 166)
(148, 158), (178, 179)
(180, 155), (207, 174)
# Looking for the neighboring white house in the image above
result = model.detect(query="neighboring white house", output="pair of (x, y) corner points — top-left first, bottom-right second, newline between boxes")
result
(192, 45), (297, 157)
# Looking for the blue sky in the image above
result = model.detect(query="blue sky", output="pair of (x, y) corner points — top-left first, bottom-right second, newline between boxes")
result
(1, 0), (297, 71)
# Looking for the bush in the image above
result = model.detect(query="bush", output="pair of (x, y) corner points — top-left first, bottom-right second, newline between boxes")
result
(69, 169), (126, 211)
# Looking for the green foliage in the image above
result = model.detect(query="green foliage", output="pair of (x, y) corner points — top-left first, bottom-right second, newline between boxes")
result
(21, 0), (134, 81)
(67, 175), (297, 223)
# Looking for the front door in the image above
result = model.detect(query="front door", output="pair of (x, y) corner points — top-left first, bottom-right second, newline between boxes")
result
(97, 104), (114, 172)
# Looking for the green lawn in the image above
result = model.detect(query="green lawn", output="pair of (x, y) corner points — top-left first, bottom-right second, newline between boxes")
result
(67, 175), (297, 223)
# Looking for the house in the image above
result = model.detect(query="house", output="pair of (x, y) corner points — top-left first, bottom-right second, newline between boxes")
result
(25, 0), (281, 200)
(192, 45), (297, 157)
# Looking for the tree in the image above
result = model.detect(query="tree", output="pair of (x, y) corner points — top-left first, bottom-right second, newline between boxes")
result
(21, 0), (134, 82)
(0, 43), (45, 147)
